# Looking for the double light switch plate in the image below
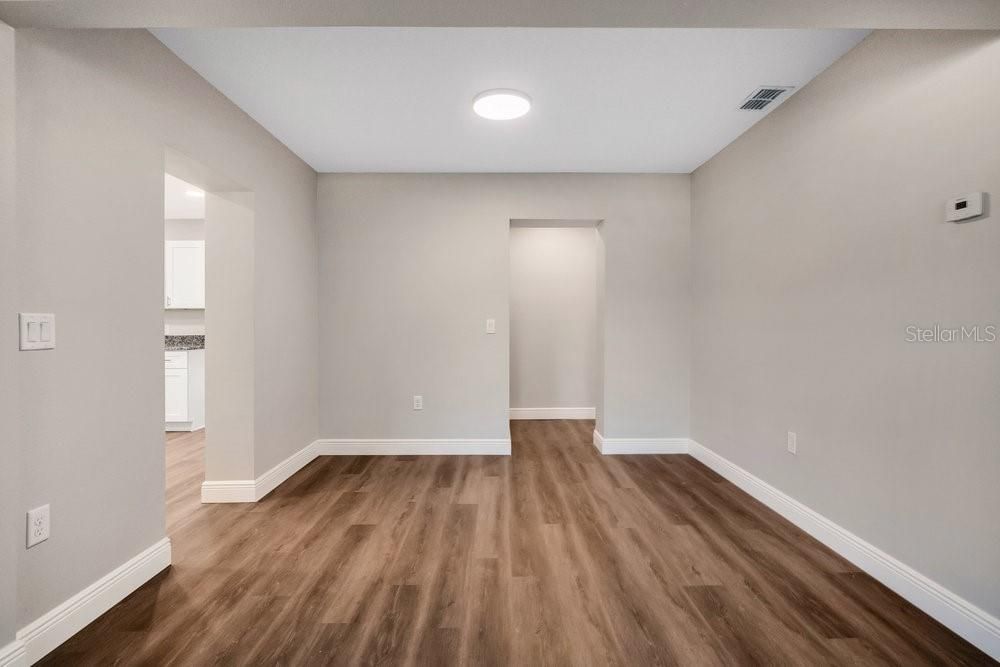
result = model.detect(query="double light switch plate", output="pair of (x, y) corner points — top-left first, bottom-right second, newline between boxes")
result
(19, 313), (56, 350)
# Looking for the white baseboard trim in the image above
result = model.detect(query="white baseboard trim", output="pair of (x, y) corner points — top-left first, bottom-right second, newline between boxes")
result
(16, 537), (171, 665)
(201, 440), (319, 503)
(202, 437), (511, 503)
(314, 438), (511, 456)
(688, 439), (1000, 661)
(592, 430), (689, 455)
(254, 442), (319, 500)
(509, 407), (595, 420)
(200, 479), (257, 503)
(0, 640), (26, 667)
(164, 422), (204, 432)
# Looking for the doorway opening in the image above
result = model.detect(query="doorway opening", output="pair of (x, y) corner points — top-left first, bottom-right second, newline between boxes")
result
(163, 148), (254, 527)
(509, 219), (605, 427)
(163, 172), (207, 529)
(164, 173), (206, 432)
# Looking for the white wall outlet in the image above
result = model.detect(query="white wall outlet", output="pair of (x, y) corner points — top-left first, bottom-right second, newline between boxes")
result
(27, 504), (50, 548)
(486, 318), (496, 334)
(787, 431), (797, 455)
(413, 395), (423, 410)
(19, 313), (56, 350)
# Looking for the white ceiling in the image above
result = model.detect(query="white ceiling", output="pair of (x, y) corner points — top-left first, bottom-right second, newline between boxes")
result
(164, 173), (205, 219)
(153, 28), (868, 173)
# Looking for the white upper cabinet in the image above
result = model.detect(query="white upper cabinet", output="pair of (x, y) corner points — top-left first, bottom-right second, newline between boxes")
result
(165, 240), (205, 309)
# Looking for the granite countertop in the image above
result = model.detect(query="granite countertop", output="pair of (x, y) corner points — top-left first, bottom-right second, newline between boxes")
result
(165, 335), (205, 351)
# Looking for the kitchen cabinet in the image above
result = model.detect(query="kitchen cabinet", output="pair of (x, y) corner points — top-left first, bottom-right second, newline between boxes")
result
(165, 349), (205, 431)
(164, 368), (189, 422)
(165, 240), (205, 309)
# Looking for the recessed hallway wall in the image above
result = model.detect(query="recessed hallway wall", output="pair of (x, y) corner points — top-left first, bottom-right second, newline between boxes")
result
(509, 225), (599, 416)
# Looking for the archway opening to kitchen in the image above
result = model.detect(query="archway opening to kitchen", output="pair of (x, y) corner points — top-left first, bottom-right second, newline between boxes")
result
(164, 148), (255, 525)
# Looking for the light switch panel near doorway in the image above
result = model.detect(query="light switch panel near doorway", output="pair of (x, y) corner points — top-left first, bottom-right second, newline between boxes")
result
(19, 313), (56, 350)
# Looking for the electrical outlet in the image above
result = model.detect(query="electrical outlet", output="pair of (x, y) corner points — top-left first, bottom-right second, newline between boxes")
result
(787, 431), (797, 455)
(27, 504), (50, 548)
(413, 395), (423, 411)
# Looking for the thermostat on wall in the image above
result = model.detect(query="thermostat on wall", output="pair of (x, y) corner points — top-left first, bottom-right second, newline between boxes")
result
(945, 192), (985, 223)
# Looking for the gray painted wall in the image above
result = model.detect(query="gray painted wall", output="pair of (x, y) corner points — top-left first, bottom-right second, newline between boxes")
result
(692, 30), (1000, 617)
(594, 225), (607, 434)
(204, 192), (256, 481)
(317, 173), (690, 440)
(14, 28), (319, 625)
(510, 226), (598, 411)
(0, 19), (17, 650)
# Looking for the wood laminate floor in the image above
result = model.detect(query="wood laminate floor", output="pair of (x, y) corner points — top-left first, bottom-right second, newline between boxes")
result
(43, 422), (990, 665)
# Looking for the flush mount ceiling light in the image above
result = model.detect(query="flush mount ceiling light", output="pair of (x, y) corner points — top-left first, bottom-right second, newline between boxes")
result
(473, 89), (531, 120)
(185, 188), (205, 198)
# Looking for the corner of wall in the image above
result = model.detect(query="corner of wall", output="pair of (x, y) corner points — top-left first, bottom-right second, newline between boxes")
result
(0, 17), (20, 651)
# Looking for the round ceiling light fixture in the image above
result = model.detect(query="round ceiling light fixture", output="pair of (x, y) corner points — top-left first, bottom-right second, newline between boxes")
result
(473, 89), (531, 120)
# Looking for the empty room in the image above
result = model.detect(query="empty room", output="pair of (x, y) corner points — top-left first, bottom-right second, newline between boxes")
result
(1, 2), (998, 665)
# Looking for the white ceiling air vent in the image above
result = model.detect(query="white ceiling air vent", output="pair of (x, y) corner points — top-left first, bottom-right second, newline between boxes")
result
(739, 86), (794, 111)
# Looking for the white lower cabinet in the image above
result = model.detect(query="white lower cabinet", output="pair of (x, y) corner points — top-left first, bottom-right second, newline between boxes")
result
(165, 369), (189, 422)
(165, 349), (205, 431)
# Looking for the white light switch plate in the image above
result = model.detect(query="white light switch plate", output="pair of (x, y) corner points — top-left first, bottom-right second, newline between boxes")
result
(787, 431), (797, 454)
(486, 318), (496, 334)
(27, 504), (50, 548)
(413, 395), (423, 410)
(19, 313), (56, 350)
